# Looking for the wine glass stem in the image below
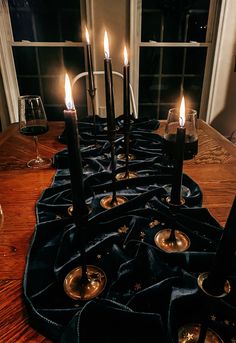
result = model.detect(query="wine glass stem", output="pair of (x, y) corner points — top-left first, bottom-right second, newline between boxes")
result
(33, 135), (41, 162)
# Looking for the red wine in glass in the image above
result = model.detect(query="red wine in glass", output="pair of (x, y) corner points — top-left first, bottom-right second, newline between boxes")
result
(18, 95), (52, 169)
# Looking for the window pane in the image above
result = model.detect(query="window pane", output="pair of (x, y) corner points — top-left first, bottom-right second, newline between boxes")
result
(141, 0), (210, 42)
(13, 47), (38, 75)
(162, 48), (184, 74)
(139, 47), (206, 119)
(9, 0), (82, 42)
(139, 48), (160, 75)
(13, 47), (86, 120)
(185, 48), (207, 74)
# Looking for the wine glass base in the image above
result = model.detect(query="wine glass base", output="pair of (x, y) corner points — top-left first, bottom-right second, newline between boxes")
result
(64, 265), (107, 301)
(100, 195), (128, 209)
(116, 171), (138, 180)
(154, 229), (190, 253)
(178, 323), (223, 343)
(163, 184), (191, 198)
(27, 157), (52, 169)
(117, 153), (136, 161)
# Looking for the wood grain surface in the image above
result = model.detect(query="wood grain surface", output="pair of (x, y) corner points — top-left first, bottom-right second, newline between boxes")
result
(0, 119), (236, 342)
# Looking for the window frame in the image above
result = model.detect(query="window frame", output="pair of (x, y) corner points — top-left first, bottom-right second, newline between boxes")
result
(129, 0), (223, 121)
(0, 0), (87, 123)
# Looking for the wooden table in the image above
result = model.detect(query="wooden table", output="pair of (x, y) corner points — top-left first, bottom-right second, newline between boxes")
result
(0, 120), (236, 342)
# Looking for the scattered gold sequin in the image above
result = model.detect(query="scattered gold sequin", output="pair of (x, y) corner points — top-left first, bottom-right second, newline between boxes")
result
(224, 319), (230, 326)
(134, 283), (142, 291)
(211, 314), (216, 321)
(186, 333), (194, 340)
(118, 225), (129, 234)
(55, 215), (61, 220)
(149, 219), (160, 228)
(96, 254), (102, 259)
(140, 231), (146, 239)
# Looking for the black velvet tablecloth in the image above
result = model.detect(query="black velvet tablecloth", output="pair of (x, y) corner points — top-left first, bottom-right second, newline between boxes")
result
(23, 116), (236, 342)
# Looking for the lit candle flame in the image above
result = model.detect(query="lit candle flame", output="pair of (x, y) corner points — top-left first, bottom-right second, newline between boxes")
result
(104, 30), (110, 59)
(179, 96), (185, 127)
(124, 46), (128, 66)
(85, 26), (90, 44)
(64, 73), (74, 110)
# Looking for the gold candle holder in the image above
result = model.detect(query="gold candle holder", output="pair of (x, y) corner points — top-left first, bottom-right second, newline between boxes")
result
(154, 198), (190, 253)
(67, 204), (92, 217)
(117, 153), (136, 161)
(178, 323), (223, 343)
(64, 265), (107, 301)
(100, 195), (128, 210)
(116, 171), (138, 180)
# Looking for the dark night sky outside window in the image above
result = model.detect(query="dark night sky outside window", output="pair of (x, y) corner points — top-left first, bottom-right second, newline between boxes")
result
(8, 0), (86, 120)
(139, 0), (211, 119)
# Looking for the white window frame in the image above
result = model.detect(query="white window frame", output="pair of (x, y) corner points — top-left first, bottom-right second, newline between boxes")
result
(129, 0), (225, 121)
(0, 0), (87, 123)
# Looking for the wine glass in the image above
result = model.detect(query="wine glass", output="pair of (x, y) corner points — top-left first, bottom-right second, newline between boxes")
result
(18, 95), (52, 169)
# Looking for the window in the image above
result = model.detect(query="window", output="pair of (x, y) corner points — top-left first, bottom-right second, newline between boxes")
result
(130, 0), (221, 120)
(3, 0), (87, 121)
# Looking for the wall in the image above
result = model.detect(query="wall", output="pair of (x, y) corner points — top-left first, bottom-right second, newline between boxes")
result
(207, 0), (236, 139)
(90, 0), (130, 116)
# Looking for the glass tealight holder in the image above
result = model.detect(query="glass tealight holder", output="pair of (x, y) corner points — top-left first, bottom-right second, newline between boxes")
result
(164, 107), (198, 161)
(163, 107), (198, 200)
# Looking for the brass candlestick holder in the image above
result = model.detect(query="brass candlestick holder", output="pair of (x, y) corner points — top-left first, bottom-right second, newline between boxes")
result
(178, 323), (223, 343)
(117, 152), (136, 161)
(154, 198), (190, 253)
(64, 211), (106, 301)
(67, 204), (92, 217)
(177, 272), (231, 343)
(64, 264), (107, 301)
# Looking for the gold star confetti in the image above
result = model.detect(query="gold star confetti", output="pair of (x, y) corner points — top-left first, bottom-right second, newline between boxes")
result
(134, 283), (142, 291)
(55, 215), (61, 220)
(96, 254), (102, 259)
(149, 219), (160, 228)
(140, 231), (146, 238)
(211, 314), (216, 321)
(224, 319), (230, 326)
(186, 333), (194, 340)
(118, 225), (129, 234)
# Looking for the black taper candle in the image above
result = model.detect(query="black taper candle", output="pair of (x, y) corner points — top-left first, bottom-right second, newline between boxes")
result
(104, 31), (116, 203)
(104, 58), (115, 133)
(123, 47), (130, 130)
(170, 126), (186, 205)
(212, 195), (236, 277)
(85, 27), (96, 97)
(123, 46), (130, 176)
(104, 65), (115, 133)
(64, 109), (87, 216)
(64, 73), (88, 281)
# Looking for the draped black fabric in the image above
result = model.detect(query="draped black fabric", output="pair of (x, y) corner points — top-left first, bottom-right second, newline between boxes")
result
(23, 116), (236, 343)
